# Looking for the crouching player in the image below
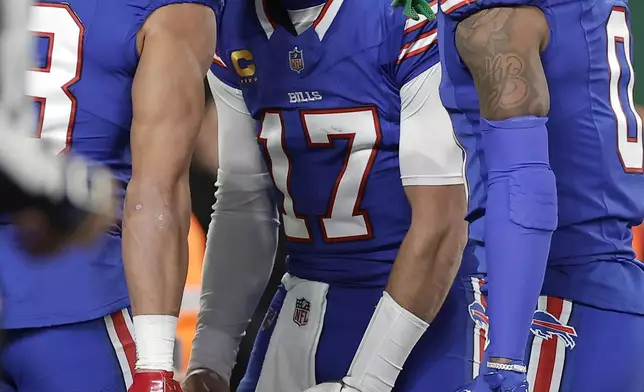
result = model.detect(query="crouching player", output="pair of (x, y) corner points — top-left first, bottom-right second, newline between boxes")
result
(181, 0), (488, 391)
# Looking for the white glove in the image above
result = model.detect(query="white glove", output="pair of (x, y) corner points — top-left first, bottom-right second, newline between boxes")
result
(342, 292), (428, 392)
(303, 381), (359, 392)
(303, 293), (428, 392)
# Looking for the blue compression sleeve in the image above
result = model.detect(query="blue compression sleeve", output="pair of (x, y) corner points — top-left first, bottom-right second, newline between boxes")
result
(482, 116), (557, 362)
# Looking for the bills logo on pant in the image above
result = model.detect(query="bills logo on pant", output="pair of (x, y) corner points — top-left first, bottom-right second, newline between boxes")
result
(262, 307), (277, 331)
(293, 297), (310, 327)
(468, 301), (489, 329)
(468, 300), (490, 350)
(289, 47), (304, 73)
(530, 309), (578, 349)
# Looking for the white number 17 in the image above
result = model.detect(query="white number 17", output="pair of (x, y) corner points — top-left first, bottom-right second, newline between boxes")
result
(258, 108), (382, 243)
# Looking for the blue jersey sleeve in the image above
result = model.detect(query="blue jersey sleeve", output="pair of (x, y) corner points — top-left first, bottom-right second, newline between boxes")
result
(123, 0), (223, 67)
(209, 5), (242, 90)
(439, 0), (544, 21)
(209, 48), (240, 89)
(386, 2), (440, 87)
(128, 0), (223, 21)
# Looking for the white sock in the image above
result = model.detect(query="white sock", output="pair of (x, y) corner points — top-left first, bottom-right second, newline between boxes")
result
(133, 315), (178, 371)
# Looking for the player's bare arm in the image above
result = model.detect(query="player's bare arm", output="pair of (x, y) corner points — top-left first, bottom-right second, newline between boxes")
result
(456, 7), (549, 120)
(385, 64), (467, 323)
(456, 5), (556, 370)
(122, 2), (216, 375)
(312, 63), (469, 392)
(386, 185), (466, 320)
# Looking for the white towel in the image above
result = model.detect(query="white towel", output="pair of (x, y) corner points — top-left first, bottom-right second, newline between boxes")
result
(255, 273), (330, 392)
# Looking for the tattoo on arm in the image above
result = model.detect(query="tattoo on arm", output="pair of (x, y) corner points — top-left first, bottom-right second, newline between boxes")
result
(455, 7), (549, 120)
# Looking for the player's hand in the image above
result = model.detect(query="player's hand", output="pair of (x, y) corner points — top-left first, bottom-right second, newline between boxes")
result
(454, 370), (529, 392)
(14, 156), (118, 255)
(391, 0), (435, 21)
(303, 381), (360, 392)
(129, 370), (183, 392)
(181, 368), (229, 392)
(14, 194), (116, 255)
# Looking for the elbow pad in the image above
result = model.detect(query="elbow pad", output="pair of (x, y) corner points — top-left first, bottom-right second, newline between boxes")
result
(482, 116), (557, 231)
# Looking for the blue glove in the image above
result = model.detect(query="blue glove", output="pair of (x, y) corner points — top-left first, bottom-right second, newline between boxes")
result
(454, 368), (529, 392)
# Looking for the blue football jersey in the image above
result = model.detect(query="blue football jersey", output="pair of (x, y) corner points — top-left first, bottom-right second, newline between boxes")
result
(439, 0), (644, 313)
(212, 0), (440, 285)
(0, 0), (219, 329)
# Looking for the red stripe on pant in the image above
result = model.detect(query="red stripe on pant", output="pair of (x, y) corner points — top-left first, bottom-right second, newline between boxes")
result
(111, 309), (136, 375)
(533, 297), (564, 392)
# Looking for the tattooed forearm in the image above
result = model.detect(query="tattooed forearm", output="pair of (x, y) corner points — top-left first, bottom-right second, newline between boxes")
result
(455, 7), (550, 120)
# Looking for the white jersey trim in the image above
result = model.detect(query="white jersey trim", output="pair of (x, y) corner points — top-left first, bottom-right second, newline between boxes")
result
(402, 0), (438, 33)
(399, 63), (464, 186)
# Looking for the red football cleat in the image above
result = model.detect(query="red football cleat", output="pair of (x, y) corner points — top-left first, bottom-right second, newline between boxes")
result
(129, 370), (182, 392)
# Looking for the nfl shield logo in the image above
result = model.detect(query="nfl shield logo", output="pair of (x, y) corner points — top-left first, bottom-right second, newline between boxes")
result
(293, 297), (310, 326)
(289, 47), (305, 73)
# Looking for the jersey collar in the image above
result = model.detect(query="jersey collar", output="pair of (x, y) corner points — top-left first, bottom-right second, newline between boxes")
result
(255, 0), (345, 40)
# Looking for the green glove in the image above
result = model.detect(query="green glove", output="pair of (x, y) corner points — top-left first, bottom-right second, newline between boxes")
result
(391, 0), (435, 21)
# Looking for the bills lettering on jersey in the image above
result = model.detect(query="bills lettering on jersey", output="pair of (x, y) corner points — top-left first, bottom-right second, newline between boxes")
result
(288, 91), (322, 104)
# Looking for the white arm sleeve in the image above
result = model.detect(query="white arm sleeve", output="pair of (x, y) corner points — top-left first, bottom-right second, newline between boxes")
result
(399, 63), (464, 186)
(188, 72), (280, 382)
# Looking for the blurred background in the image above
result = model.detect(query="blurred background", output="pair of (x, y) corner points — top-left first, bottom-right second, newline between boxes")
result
(176, 5), (644, 390)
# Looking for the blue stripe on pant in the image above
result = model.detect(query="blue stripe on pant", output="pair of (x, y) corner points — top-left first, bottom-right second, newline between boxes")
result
(239, 276), (483, 392)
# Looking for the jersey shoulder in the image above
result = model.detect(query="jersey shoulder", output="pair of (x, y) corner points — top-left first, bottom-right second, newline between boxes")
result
(385, 1), (439, 86)
(210, 0), (262, 89)
(331, 0), (438, 86)
(439, 0), (544, 21)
